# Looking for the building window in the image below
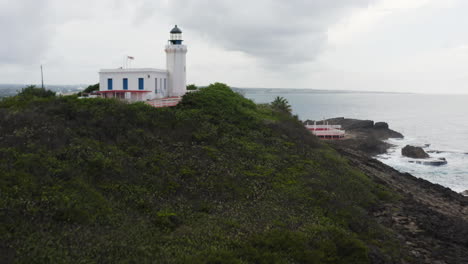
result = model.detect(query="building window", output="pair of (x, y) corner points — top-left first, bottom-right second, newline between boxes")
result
(155, 78), (158, 93)
(164, 78), (167, 90)
(123, 78), (128, 90)
(138, 78), (144, 90)
(107, 78), (113, 90)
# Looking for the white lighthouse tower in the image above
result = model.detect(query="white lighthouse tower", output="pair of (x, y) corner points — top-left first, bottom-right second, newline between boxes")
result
(98, 25), (188, 107)
(165, 25), (187, 97)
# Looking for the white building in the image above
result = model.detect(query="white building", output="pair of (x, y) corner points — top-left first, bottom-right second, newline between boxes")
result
(98, 25), (188, 103)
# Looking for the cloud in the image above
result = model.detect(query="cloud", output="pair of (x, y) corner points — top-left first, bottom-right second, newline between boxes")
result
(167, 0), (376, 66)
(0, 0), (53, 65)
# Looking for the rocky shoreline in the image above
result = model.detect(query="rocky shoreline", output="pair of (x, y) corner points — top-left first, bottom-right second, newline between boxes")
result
(305, 117), (403, 156)
(319, 118), (468, 263)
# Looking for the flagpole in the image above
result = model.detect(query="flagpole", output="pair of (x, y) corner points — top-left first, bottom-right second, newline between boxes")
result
(41, 65), (44, 89)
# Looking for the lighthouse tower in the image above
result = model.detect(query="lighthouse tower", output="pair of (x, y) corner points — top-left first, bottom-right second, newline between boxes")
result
(165, 25), (187, 97)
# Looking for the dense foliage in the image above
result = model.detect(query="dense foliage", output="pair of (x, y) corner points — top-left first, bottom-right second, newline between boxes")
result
(77, 83), (100, 97)
(271, 96), (292, 113)
(83, 83), (100, 93)
(17, 85), (56, 98)
(187, 84), (198, 91)
(0, 83), (399, 263)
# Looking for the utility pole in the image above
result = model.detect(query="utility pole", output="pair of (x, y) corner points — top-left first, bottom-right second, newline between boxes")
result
(40, 65), (44, 89)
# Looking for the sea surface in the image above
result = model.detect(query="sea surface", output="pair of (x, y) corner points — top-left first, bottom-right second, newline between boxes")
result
(242, 89), (468, 193)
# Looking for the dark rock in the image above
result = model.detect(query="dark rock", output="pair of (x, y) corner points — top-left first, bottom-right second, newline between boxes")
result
(306, 118), (375, 130)
(371, 129), (404, 140)
(319, 117), (403, 156)
(402, 145), (430, 159)
(412, 143), (431, 148)
(408, 158), (448, 166)
(348, 120), (375, 130)
(374, 122), (389, 129)
(358, 136), (392, 155)
(331, 118), (374, 130)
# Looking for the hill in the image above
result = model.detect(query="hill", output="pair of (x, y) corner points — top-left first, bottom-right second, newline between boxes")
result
(0, 83), (466, 263)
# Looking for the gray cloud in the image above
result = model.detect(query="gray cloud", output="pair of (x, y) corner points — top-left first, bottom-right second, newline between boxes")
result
(0, 0), (375, 67)
(168, 0), (375, 66)
(0, 0), (53, 65)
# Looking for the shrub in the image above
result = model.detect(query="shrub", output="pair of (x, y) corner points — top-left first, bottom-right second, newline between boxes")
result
(0, 82), (399, 263)
(187, 84), (197, 90)
(17, 85), (55, 98)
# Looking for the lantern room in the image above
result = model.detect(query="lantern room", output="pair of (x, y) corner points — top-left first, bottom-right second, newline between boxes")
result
(169, 25), (183, 45)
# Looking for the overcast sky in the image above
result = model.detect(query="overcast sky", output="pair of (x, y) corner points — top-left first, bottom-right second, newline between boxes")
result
(1, 0), (468, 93)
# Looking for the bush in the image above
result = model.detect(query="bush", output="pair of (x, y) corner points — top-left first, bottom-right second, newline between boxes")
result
(17, 85), (55, 98)
(83, 83), (99, 94)
(187, 84), (197, 90)
(0, 82), (399, 263)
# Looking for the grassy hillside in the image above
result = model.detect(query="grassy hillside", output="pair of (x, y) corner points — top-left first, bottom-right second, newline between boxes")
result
(0, 83), (400, 263)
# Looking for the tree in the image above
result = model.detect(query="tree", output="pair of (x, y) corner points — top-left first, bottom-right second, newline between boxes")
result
(17, 85), (55, 98)
(83, 83), (100, 94)
(187, 84), (197, 91)
(271, 96), (292, 113)
(78, 84), (99, 97)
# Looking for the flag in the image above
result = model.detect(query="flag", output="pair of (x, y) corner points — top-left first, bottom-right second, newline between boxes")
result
(127, 56), (134, 60)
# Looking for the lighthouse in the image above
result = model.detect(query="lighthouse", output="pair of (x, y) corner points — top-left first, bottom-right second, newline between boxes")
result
(98, 25), (188, 107)
(165, 25), (187, 97)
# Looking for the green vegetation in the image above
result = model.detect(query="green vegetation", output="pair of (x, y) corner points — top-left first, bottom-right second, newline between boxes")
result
(17, 85), (56, 98)
(187, 84), (198, 90)
(83, 83), (100, 94)
(0, 83), (400, 263)
(271, 96), (292, 113)
(77, 83), (100, 96)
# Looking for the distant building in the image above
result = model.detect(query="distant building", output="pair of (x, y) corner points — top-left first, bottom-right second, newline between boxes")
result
(97, 25), (187, 106)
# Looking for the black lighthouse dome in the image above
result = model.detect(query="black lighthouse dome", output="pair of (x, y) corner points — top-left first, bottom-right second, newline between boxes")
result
(170, 25), (182, 34)
(169, 25), (183, 44)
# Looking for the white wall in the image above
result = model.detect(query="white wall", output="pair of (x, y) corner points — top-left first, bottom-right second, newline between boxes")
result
(165, 44), (187, 97)
(99, 68), (169, 100)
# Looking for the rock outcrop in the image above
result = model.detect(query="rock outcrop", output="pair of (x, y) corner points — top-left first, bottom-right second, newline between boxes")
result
(402, 145), (430, 159)
(374, 122), (389, 129)
(306, 117), (403, 156)
(408, 158), (448, 166)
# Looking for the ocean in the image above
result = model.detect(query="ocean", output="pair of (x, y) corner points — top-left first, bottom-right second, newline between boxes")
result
(242, 89), (468, 193)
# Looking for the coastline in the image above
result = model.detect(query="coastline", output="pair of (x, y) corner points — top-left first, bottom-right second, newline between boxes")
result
(318, 117), (466, 193)
(313, 117), (468, 263)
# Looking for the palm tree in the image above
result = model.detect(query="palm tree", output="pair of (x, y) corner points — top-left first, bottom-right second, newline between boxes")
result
(271, 96), (292, 113)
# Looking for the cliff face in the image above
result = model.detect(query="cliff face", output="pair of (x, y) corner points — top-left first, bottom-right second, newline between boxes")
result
(0, 85), (467, 263)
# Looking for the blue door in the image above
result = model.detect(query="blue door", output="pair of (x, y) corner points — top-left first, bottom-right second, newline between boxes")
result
(107, 78), (113, 90)
(123, 78), (128, 90)
(155, 78), (158, 93)
(138, 78), (144, 90)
